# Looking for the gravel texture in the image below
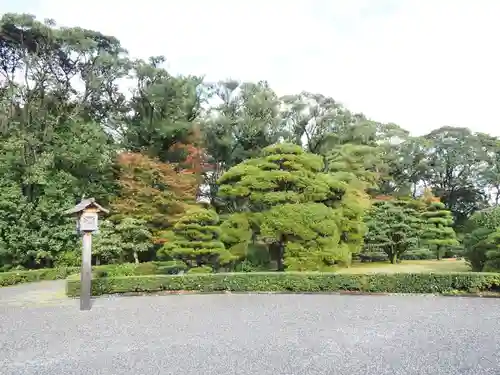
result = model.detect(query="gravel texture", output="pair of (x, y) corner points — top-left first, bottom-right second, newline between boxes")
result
(1, 283), (500, 375)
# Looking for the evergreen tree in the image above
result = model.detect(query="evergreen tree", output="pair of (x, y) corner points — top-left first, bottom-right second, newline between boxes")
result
(115, 218), (153, 264)
(218, 143), (364, 270)
(421, 202), (458, 260)
(160, 209), (235, 271)
(218, 143), (343, 212)
(483, 228), (500, 271)
(463, 207), (500, 271)
(219, 213), (253, 260)
(259, 203), (344, 271)
(364, 200), (420, 263)
(92, 220), (122, 265)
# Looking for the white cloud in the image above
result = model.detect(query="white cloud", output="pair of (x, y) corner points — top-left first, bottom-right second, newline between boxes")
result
(6, 0), (500, 135)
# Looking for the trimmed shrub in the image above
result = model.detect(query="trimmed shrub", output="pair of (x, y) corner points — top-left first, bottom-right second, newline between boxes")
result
(134, 262), (159, 276)
(187, 265), (212, 274)
(359, 252), (388, 262)
(93, 262), (186, 278)
(0, 267), (79, 287)
(65, 271), (500, 297)
(400, 249), (434, 260)
(155, 260), (188, 275)
(93, 263), (137, 278)
(1, 261), (187, 287)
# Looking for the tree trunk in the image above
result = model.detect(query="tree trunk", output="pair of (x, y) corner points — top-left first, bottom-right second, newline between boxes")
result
(390, 253), (397, 264)
(436, 246), (442, 261)
(95, 256), (100, 266)
(133, 251), (139, 264)
(277, 238), (285, 271)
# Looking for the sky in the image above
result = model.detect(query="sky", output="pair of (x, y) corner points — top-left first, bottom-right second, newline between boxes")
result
(2, 0), (500, 136)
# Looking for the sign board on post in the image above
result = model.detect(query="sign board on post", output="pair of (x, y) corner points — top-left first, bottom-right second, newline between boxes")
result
(64, 198), (109, 311)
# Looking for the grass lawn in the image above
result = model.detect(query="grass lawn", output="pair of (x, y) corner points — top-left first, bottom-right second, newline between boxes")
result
(338, 259), (471, 274)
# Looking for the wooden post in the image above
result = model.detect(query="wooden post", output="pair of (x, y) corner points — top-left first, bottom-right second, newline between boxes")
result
(63, 198), (109, 312)
(80, 231), (92, 311)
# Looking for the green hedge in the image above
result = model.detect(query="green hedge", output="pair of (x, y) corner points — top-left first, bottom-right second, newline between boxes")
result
(0, 261), (188, 288)
(65, 271), (500, 297)
(93, 261), (187, 278)
(0, 267), (79, 287)
(400, 249), (435, 260)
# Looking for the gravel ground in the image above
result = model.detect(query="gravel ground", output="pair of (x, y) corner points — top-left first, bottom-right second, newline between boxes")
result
(1, 284), (500, 375)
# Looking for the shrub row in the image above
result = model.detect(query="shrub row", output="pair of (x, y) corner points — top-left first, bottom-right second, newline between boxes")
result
(357, 249), (458, 262)
(400, 250), (435, 260)
(65, 271), (500, 297)
(0, 267), (79, 287)
(92, 261), (187, 278)
(0, 261), (188, 287)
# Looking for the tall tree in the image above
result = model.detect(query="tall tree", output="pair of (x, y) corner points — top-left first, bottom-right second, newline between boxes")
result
(423, 126), (487, 226)
(0, 14), (122, 269)
(201, 80), (283, 206)
(477, 133), (500, 205)
(280, 92), (365, 155)
(123, 56), (203, 163)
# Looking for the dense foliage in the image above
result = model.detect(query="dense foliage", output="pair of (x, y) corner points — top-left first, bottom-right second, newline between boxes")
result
(1, 13), (499, 273)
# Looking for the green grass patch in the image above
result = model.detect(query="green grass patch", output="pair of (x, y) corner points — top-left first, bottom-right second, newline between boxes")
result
(340, 259), (470, 274)
(65, 271), (500, 297)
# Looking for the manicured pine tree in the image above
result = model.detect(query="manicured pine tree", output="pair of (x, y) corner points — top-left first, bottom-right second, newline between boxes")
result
(484, 228), (500, 271)
(421, 201), (458, 260)
(161, 208), (235, 271)
(364, 199), (421, 263)
(217, 143), (362, 270)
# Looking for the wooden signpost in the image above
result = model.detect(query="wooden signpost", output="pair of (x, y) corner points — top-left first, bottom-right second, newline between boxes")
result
(64, 198), (109, 311)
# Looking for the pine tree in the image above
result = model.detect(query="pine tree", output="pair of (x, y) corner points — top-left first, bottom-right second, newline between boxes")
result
(160, 208), (235, 271)
(484, 228), (500, 271)
(421, 201), (458, 260)
(217, 143), (359, 270)
(364, 200), (421, 263)
(218, 143), (343, 211)
(219, 213), (253, 260)
(259, 203), (344, 271)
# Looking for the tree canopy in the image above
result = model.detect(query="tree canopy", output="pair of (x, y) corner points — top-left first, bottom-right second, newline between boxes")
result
(0, 13), (499, 272)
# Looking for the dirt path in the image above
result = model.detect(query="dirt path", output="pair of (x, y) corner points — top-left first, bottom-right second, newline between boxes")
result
(0, 280), (72, 307)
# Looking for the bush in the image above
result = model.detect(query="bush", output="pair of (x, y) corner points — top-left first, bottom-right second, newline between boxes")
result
(54, 250), (81, 267)
(234, 259), (259, 272)
(65, 271), (500, 297)
(400, 249), (434, 260)
(134, 262), (159, 275)
(0, 261), (189, 287)
(359, 252), (388, 262)
(154, 260), (188, 275)
(93, 263), (137, 278)
(93, 262), (187, 278)
(187, 265), (212, 274)
(0, 267), (79, 287)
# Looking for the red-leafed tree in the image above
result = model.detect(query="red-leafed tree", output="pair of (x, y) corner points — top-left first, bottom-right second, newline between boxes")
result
(168, 124), (213, 200)
(111, 152), (198, 243)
